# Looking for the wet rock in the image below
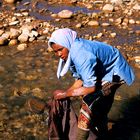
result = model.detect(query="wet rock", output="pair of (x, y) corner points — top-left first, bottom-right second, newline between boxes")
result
(18, 34), (29, 43)
(58, 10), (73, 19)
(102, 4), (114, 12)
(8, 39), (18, 46)
(0, 37), (8, 46)
(88, 20), (99, 26)
(17, 43), (27, 51)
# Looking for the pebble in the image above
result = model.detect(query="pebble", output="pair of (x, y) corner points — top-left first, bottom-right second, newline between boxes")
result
(101, 22), (110, 27)
(110, 32), (117, 38)
(102, 4), (114, 12)
(75, 23), (82, 28)
(8, 39), (18, 46)
(88, 20), (99, 26)
(58, 10), (73, 19)
(129, 19), (135, 24)
(17, 43), (27, 51)
(9, 21), (20, 26)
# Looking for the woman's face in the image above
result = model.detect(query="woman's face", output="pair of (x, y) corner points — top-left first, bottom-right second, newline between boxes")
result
(51, 43), (69, 61)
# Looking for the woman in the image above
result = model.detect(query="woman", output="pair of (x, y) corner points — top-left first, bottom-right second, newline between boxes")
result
(48, 28), (135, 140)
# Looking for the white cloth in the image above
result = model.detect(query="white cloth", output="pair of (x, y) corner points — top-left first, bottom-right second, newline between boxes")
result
(48, 28), (77, 79)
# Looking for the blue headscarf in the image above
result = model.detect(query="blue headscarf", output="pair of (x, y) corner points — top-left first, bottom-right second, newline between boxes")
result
(48, 28), (77, 79)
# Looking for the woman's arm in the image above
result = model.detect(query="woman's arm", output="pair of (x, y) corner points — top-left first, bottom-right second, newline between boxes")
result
(54, 79), (96, 100)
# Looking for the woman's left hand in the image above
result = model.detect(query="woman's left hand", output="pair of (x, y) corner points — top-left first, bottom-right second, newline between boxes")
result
(53, 90), (67, 100)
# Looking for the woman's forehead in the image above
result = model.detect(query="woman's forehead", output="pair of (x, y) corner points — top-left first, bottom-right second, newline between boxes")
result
(51, 43), (64, 50)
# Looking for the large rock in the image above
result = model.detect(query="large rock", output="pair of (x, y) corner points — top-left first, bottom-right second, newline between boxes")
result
(10, 28), (20, 39)
(58, 10), (73, 19)
(18, 34), (29, 43)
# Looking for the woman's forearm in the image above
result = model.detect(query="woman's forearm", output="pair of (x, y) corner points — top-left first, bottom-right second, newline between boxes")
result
(66, 86), (96, 97)
(67, 79), (83, 92)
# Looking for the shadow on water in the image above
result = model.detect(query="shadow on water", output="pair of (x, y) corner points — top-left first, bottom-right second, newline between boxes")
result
(108, 95), (140, 140)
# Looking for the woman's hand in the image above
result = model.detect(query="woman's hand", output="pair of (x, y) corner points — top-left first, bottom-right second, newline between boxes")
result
(53, 90), (67, 100)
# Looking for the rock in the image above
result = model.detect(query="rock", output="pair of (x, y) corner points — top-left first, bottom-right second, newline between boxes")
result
(1, 32), (10, 39)
(17, 43), (27, 51)
(10, 30), (20, 40)
(37, 36), (46, 40)
(96, 33), (103, 38)
(102, 4), (114, 12)
(134, 56), (140, 63)
(11, 17), (17, 22)
(20, 25), (33, 34)
(110, 0), (123, 5)
(30, 30), (38, 38)
(133, 4), (140, 10)
(22, 12), (29, 16)
(101, 22), (110, 27)
(75, 23), (82, 28)
(18, 34), (29, 43)
(8, 39), (18, 46)
(88, 20), (99, 26)
(29, 37), (35, 42)
(9, 21), (20, 26)
(4, 0), (16, 3)
(129, 19), (135, 24)
(110, 32), (117, 38)
(58, 10), (73, 19)
(0, 37), (8, 46)
(115, 17), (123, 25)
